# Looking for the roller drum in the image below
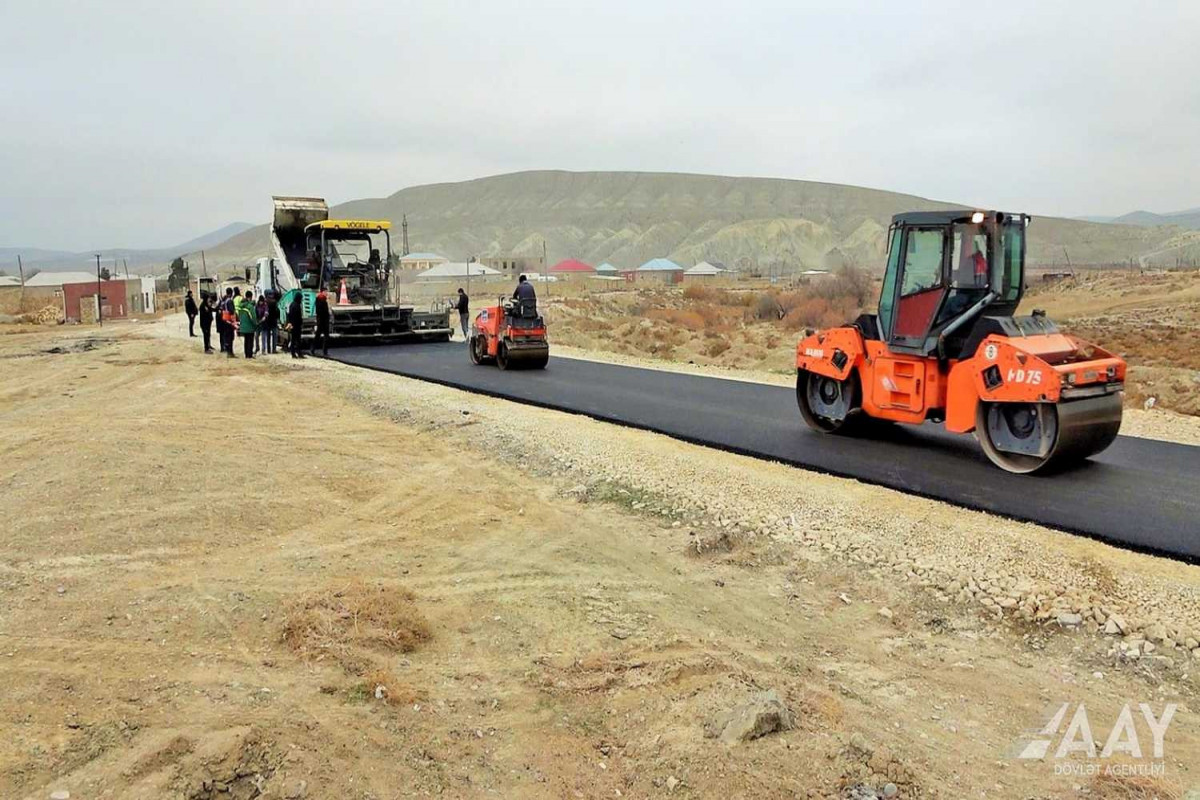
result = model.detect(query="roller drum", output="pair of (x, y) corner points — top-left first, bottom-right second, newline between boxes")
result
(497, 341), (549, 370)
(976, 392), (1123, 474)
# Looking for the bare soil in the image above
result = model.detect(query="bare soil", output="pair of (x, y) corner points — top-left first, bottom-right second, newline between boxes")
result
(1024, 270), (1200, 417)
(1, 323), (1198, 799)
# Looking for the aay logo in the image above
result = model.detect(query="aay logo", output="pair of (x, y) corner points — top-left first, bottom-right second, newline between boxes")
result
(1016, 702), (1177, 762)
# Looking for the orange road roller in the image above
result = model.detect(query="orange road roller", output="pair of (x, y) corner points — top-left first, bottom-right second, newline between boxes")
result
(469, 296), (549, 370)
(795, 210), (1125, 473)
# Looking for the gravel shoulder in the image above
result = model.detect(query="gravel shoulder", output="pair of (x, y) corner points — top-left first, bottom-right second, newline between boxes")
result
(1, 316), (1197, 799)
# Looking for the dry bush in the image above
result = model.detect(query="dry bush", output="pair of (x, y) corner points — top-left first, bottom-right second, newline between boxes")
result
(748, 292), (782, 321)
(645, 308), (707, 331)
(705, 339), (731, 357)
(683, 283), (718, 302)
(782, 296), (860, 330)
(774, 291), (807, 315)
(810, 265), (875, 306)
(362, 668), (428, 706)
(693, 304), (725, 329)
(1089, 768), (1181, 800)
(282, 581), (431, 671)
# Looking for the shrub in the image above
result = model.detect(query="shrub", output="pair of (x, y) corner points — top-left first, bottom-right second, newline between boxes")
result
(705, 339), (731, 357)
(749, 292), (782, 321)
(282, 581), (431, 673)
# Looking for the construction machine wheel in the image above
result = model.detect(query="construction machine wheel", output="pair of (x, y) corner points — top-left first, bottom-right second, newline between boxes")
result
(496, 342), (512, 371)
(469, 335), (492, 365)
(975, 395), (1122, 474)
(796, 369), (860, 433)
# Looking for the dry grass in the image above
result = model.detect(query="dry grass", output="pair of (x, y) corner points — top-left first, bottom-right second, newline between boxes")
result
(1025, 269), (1200, 416)
(550, 268), (876, 372)
(1089, 768), (1182, 800)
(281, 581), (432, 673)
(361, 668), (428, 706)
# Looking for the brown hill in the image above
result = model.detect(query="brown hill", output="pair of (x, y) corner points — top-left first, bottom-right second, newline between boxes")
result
(202, 171), (1187, 272)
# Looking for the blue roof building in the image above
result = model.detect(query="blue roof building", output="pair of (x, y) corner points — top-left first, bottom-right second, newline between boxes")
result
(636, 258), (683, 272)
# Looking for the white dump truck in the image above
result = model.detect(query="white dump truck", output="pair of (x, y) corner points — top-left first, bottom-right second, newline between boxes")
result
(258, 196), (451, 345)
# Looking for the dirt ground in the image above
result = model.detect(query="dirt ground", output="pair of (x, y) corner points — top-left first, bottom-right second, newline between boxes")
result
(1, 321), (1198, 800)
(1023, 270), (1200, 417)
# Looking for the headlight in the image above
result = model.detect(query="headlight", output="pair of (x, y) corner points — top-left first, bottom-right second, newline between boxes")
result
(971, 211), (985, 224)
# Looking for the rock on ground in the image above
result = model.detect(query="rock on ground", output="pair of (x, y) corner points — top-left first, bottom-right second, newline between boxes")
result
(705, 689), (795, 744)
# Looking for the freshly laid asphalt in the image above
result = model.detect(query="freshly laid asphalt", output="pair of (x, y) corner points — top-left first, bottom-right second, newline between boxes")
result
(334, 342), (1200, 562)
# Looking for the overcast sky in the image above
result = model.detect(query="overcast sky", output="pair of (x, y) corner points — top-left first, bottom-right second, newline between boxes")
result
(1, 0), (1197, 251)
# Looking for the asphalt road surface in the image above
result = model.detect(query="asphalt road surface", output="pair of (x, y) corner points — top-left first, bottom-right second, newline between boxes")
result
(334, 342), (1200, 562)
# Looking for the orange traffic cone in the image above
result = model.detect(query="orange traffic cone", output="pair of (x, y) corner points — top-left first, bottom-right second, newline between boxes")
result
(337, 278), (350, 305)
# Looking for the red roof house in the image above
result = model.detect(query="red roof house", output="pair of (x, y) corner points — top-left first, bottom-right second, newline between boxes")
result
(549, 258), (595, 274)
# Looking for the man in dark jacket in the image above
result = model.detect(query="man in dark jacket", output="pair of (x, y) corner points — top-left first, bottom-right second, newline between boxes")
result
(199, 295), (215, 353)
(218, 288), (236, 356)
(263, 293), (280, 354)
(286, 293), (306, 359)
(312, 290), (331, 357)
(184, 291), (198, 336)
(455, 288), (469, 340)
(512, 274), (536, 315)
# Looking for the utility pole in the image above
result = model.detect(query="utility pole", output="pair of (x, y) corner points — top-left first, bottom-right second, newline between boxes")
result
(401, 214), (410, 256)
(123, 258), (130, 280)
(542, 239), (550, 305)
(95, 254), (103, 326)
(201, 250), (208, 277)
(17, 254), (24, 287)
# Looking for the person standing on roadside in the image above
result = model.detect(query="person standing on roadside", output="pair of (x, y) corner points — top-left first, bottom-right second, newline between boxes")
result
(286, 292), (306, 359)
(263, 292), (280, 354)
(312, 290), (331, 357)
(199, 294), (215, 354)
(219, 288), (236, 356)
(455, 287), (469, 341)
(254, 293), (269, 353)
(184, 290), (198, 336)
(237, 290), (258, 359)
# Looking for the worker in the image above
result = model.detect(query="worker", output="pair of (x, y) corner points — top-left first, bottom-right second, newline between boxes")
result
(199, 294), (215, 354)
(254, 294), (269, 353)
(286, 292), (305, 359)
(312, 290), (331, 357)
(237, 290), (258, 359)
(214, 291), (227, 353)
(512, 274), (536, 315)
(455, 287), (469, 340)
(262, 292), (280, 355)
(184, 290), (198, 337)
(219, 288), (236, 356)
(971, 245), (988, 286)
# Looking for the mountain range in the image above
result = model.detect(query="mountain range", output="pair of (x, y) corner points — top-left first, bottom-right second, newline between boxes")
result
(1077, 208), (1200, 230)
(0, 222), (255, 274)
(205, 171), (1199, 271)
(9, 172), (1200, 276)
